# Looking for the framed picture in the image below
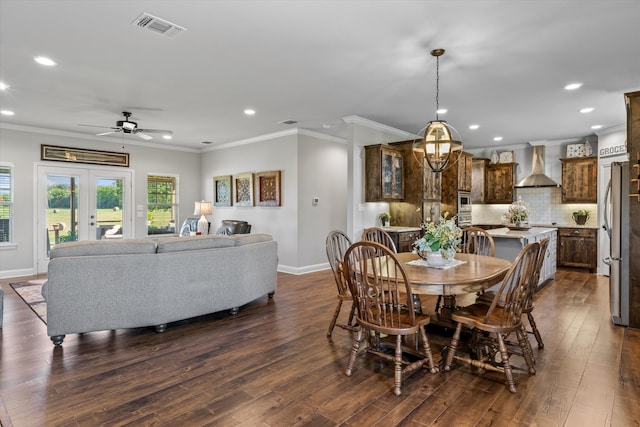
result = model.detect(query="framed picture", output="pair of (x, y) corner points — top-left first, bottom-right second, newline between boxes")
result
(213, 175), (232, 207)
(41, 144), (129, 167)
(498, 150), (514, 163)
(233, 173), (254, 206)
(255, 170), (282, 206)
(566, 143), (585, 158)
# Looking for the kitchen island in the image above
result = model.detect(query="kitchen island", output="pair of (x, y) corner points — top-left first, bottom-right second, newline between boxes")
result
(486, 227), (557, 288)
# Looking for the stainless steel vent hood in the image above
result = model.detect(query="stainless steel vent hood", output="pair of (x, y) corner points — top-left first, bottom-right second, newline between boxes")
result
(515, 145), (561, 188)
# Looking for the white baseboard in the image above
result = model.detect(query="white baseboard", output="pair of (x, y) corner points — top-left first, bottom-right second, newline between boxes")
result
(0, 268), (37, 280)
(277, 262), (330, 275)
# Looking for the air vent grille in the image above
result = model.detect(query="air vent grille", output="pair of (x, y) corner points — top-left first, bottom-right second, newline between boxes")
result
(132, 12), (186, 39)
(278, 119), (298, 125)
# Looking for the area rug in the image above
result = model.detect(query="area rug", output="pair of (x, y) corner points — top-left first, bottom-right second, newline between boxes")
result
(9, 279), (47, 324)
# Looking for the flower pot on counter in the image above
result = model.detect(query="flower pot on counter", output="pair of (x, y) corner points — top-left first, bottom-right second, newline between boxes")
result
(572, 213), (589, 225)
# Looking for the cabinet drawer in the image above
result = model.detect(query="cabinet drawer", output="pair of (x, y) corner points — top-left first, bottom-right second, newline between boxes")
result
(398, 231), (421, 243)
(558, 228), (597, 238)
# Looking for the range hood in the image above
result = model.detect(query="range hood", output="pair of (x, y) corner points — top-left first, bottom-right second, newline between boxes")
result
(515, 145), (561, 188)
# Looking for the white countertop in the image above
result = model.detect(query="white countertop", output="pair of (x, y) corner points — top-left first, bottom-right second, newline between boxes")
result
(381, 226), (422, 232)
(486, 227), (557, 239)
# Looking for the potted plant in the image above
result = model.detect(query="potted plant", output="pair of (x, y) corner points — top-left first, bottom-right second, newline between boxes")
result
(413, 214), (462, 265)
(378, 212), (391, 227)
(572, 209), (591, 225)
(504, 199), (530, 228)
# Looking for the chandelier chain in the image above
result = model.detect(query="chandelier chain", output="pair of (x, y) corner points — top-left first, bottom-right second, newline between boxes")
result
(435, 55), (440, 120)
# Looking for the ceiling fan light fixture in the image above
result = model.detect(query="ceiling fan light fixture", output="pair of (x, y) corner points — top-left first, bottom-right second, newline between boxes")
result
(121, 121), (136, 131)
(413, 48), (463, 173)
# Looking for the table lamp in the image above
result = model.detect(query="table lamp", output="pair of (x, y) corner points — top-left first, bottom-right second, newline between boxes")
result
(193, 200), (212, 235)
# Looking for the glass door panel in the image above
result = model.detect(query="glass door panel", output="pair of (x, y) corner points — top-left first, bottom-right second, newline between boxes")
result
(95, 177), (124, 240)
(46, 174), (82, 254)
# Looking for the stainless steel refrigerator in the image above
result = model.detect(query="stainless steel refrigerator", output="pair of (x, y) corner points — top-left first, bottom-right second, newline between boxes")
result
(603, 161), (630, 326)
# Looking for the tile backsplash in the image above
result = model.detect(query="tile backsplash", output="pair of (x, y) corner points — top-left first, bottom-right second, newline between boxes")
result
(472, 187), (598, 227)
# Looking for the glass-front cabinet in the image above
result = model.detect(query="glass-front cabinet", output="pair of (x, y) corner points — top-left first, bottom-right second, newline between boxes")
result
(365, 145), (404, 201)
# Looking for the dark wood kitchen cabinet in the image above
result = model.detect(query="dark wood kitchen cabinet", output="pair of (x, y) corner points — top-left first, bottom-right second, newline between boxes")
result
(560, 156), (597, 203)
(557, 227), (597, 272)
(471, 158), (488, 203)
(385, 227), (422, 253)
(485, 162), (515, 204)
(365, 144), (404, 202)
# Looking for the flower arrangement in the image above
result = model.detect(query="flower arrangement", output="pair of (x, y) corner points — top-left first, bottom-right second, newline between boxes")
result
(504, 199), (529, 225)
(413, 214), (462, 260)
(378, 212), (391, 225)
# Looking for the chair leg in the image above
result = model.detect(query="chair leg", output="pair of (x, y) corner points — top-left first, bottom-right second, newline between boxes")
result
(345, 326), (363, 377)
(516, 328), (536, 375)
(444, 322), (463, 371)
(394, 334), (403, 396)
(347, 302), (356, 327)
(419, 327), (438, 373)
(327, 299), (343, 337)
(496, 333), (517, 393)
(527, 311), (544, 349)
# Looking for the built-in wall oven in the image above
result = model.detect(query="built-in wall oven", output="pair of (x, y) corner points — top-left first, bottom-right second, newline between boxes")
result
(457, 191), (472, 227)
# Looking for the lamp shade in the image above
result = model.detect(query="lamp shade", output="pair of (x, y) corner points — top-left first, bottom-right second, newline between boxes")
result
(194, 201), (212, 234)
(193, 201), (212, 216)
(413, 120), (463, 173)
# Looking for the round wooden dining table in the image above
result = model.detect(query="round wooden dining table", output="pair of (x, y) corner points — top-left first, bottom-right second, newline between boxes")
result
(394, 252), (512, 321)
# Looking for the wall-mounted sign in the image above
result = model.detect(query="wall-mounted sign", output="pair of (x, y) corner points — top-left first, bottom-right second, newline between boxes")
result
(599, 144), (628, 158)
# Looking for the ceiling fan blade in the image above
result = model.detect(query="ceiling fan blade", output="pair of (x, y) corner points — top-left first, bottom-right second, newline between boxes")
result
(137, 128), (173, 135)
(96, 130), (120, 136)
(136, 132), (153, 140)
(79, 124), (119, 130)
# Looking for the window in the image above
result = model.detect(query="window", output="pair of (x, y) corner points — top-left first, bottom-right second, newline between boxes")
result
(147, 175), (178, 235)
(0, 164), (13, 243)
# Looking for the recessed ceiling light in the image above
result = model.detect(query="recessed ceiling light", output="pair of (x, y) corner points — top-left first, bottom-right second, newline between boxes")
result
(564, 82), (582, 90)
(493, 136), (503, 141)
(34, 56), (56, 66)
(436, 108), (447, 114)
(0, 82), (9, 91)
(244, 109), (256, 116)
(591, 125), (603, 130)
(1, 110), (15, 116)
(469, 124), (479, 130)
(580, 107), (595, 113)
(162, 135), (172, 140)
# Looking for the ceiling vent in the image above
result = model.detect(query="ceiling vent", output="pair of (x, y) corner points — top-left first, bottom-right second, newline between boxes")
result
(278, 119), (298, 125)
(131, 13), (186, 39)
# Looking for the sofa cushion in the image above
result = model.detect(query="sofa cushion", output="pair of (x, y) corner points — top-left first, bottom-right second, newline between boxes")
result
(156, 234), (236, 253)
(50, 239), (157, 258)
(231, 233), (273, 246)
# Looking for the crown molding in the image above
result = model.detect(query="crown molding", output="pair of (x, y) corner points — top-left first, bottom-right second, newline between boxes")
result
(342, 115), (415, 139)
(203, 128), (346, 151)
(0, 122), (200, 153)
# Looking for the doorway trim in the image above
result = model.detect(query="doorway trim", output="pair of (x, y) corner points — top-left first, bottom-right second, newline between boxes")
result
(34, 162), (134, 273)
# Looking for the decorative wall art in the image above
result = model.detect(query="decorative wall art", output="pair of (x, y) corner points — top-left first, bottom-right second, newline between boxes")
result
(233, 173), (254, 206)
(213, 175), (232, 207)
(41, 144), (130, 167)
(255, 170), (282, 206)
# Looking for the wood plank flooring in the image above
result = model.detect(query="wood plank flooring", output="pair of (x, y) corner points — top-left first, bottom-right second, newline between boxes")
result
(0, 268), (638, 426)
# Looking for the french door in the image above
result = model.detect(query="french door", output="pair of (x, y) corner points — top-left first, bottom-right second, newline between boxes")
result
(36, 164), (133, 273)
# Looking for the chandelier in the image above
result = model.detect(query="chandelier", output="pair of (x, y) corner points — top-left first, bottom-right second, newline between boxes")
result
(413, 49), (463, 173)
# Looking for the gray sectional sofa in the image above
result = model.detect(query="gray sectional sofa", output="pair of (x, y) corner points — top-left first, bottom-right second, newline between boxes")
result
(42, 233), (278, 346)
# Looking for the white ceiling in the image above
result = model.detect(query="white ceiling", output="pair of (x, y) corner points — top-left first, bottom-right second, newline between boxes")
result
(1, 1), (639, 151)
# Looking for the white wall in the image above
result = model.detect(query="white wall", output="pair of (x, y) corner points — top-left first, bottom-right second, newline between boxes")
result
(0, 126), (201, 278)
(200, 130), (351, 273)
(297, 133), (348, 270)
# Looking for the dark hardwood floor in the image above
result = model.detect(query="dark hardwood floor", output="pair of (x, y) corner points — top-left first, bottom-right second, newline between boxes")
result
(1, 268), (638, 426)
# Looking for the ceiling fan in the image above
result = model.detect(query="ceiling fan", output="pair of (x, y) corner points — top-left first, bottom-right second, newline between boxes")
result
(79, 111), (173, 140)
